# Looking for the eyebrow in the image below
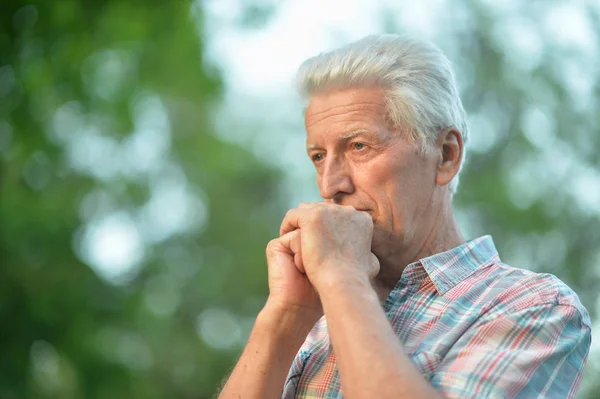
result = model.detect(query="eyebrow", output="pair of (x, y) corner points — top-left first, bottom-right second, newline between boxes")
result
(306, 129), (373, 150)
(339, 129), (370, 140)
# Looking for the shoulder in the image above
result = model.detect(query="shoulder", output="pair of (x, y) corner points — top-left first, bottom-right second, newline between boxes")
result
(452, 262), (591, 326)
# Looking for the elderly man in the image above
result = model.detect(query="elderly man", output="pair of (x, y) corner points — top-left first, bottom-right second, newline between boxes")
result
(218, 35), (591, 398)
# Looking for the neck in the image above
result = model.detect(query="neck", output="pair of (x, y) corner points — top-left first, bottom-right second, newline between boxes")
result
(372, 198), (465, 301)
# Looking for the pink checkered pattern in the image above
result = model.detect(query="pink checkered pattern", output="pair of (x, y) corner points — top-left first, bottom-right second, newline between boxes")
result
(282, 236), (591, 398)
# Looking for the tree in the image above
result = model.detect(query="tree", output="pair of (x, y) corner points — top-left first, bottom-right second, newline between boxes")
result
(0, 1), (283, 397)
(2, 0), (598, 398)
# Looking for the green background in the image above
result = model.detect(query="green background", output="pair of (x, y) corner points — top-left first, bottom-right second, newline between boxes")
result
(1, 1), (598, 398)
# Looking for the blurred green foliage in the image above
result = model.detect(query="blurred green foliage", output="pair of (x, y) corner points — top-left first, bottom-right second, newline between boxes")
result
(1, 1), (284, 398)
(1, 0), (598, 398)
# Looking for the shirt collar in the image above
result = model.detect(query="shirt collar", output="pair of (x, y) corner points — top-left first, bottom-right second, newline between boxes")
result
(399, 235), (501, 295)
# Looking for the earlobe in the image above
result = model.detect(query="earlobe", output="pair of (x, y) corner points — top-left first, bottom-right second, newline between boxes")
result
(435, 128), (463, 187)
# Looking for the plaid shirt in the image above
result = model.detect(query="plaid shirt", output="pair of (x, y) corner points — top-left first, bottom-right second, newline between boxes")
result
(282, 235), (591, 399)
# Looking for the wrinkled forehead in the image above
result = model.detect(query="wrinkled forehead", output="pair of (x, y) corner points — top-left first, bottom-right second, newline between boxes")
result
(304, 87), (391, 130)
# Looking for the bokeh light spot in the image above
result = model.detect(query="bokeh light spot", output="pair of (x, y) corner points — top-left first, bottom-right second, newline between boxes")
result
(75, 212), (145, 285)
(196, 308), (242, 350)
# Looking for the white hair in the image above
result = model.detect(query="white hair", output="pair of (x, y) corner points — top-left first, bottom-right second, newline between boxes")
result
(297, 34), (469, 194)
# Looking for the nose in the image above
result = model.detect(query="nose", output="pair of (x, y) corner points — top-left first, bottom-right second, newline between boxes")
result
(318, 157), (354, 202)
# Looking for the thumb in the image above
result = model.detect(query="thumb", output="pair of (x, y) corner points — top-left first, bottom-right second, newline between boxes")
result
(368, 253), (380, 279)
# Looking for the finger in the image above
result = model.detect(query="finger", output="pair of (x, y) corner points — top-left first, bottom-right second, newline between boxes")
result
(279, 229), (305, 273)
(297, 202), (320, 209)
(294, 252), (305, 273)
(280, 208), (306, 236)
(278, 228), (301, 252)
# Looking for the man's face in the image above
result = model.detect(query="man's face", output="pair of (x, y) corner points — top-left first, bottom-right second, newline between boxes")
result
(305, 87), (441, 260)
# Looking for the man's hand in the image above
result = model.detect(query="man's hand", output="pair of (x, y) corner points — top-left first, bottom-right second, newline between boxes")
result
(280, 203), (380, 292)
(218, 230), (323, 399)
(265, 229), (322, 321)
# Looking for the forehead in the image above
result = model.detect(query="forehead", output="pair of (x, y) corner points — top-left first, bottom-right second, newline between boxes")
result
(305, 87), (389, 132)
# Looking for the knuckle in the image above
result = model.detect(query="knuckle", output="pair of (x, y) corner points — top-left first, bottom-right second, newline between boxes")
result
(266, 238), (278, 253)
(339, 205), (353, 214)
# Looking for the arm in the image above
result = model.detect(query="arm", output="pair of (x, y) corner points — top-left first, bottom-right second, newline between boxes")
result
(280, 203), (441, 399)
(278, 203), (591, 398)
(429, 303), (591, 398)
(318, 270), (442, 399)
(218, 230), (322, 398)
(218, 303), (316, 399)
(318, 275), (591, 399)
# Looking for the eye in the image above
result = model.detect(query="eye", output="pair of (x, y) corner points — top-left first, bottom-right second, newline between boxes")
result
(311, 153), (324, 163)
(353, 142), (365, 150)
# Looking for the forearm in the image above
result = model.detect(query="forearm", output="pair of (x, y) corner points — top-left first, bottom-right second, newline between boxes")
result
(319, 275), (441, 399)
(218, 304), (315, 399)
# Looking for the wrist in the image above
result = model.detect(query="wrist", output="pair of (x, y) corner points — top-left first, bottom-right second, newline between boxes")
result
(313, 260), (372, 291)
(259, 299), (321, 340)
(219, 301), (317, 399)
(317, 269), (379, 306)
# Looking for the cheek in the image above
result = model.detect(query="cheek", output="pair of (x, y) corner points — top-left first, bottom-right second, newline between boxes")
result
(359, 163), (401, 222)
(368, 158), (418, 227)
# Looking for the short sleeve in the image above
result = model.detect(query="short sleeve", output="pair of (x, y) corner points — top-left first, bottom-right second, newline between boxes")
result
(281, 348), (310, 399)
(430, 303), (592, 399)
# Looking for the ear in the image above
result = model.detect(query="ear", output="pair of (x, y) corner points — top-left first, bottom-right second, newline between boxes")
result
(435, 127), (463, 187)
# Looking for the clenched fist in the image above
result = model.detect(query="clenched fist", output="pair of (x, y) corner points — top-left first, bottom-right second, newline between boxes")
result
(265, 229), (322, 321)
(280, 203), (380, 292)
